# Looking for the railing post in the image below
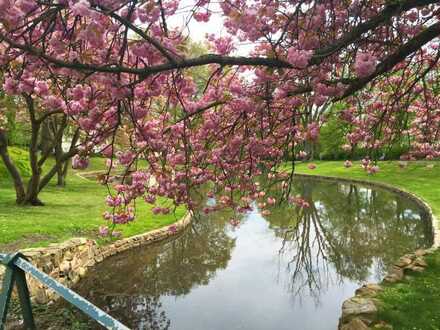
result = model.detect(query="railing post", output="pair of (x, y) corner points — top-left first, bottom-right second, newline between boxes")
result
(0, 253), (35, 330)
(1, 252), (130, 329)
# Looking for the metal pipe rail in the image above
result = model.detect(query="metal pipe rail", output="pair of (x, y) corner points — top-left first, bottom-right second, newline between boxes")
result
(0, 252), (130, 330)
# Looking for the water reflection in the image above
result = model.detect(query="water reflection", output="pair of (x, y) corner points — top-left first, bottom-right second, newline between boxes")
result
(75, 178), (432, 330)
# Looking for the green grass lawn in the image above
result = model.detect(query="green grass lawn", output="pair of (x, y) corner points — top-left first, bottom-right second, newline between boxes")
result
(289, 160), (440, 330)
(377, 251), (440, 330)
(0, 155), (185, 251)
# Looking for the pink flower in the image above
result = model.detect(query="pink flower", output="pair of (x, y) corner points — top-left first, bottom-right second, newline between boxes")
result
(71, 0), (92, 17)
(16, 0), (36, 13)
(101, 145), (113, 158)
(168, 224), (177, 233)
(3, 77), (18, 95)
(117, 151), (135, 167)
(267, 197), (276, 205)
(193, 11), (210, 22)
(71, 85), (85, 100)
(112, 231), (122, 238)
(229, 218), (240, 226)
(43, 95), (65, 110)
(66, 101), (85, 115)
(344, 160), (352, 168)
(289, 196), (310, 208)
(72, 155), (89, 169)
(144, 195), (156, 204)
(0, 0), (10, 11)
(261, 209), (271, 216)
(34, 81), (49, 96)
(367, 165), (379, 174)
(287, 49), (313, 69)
(98, 225), (109, 237)
(297, 151), (307, 159)
(354, 52), (377, 77)
(106, 195), (123, 207)
(307, 163), (316, 170)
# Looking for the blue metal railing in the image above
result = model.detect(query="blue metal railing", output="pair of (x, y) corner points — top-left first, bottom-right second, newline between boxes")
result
(0, 252), (130, 330)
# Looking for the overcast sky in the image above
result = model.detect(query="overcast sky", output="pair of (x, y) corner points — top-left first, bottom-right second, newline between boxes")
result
(167, 0), (254, 56)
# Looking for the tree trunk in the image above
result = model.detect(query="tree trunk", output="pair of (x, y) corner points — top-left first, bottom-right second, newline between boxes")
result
(25, 174), (44, 206)
(57, 160), (69, 186)
(0, 130), (26, 203)
(24, 95), (44, 206)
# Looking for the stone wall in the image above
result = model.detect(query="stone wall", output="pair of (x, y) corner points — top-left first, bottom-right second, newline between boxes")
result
(0, 212), (191, 304)
(338, 248), (435, 330)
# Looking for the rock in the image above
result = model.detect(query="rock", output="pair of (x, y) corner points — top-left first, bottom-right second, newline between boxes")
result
(394, 257), (412, 268)
(34, 288), (48, 304)
(77, 266), (87, 277)
(20, 248), (43, 259)
(341, 297), (378, 325)
(94, 254), (104, 263)
(59, 260), (71, 273)
(41, 262), (53, 273)
(341, 318), (369, 330)
(355, 283), (383, 297)
(64, 251), (74, 261)
(383, 275), (399, 283)
(405, 265), (425, 273)
(387, 266), (404, 281)
(373, 321), (393, 329)
(413, 257), (427, 268)
(415, 249), (427, 257)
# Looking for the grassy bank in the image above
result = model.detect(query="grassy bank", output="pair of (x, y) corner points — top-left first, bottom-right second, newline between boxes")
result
(290, 160), (440, 330)
(0, 152), (185, 251)
(377, 251), (440, 330)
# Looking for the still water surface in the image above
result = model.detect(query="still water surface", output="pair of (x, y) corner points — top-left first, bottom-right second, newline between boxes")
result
(76, 177), (433, 330)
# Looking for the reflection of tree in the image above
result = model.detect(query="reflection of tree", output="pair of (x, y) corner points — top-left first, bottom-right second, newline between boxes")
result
(268, 177), (432, 301)
(69, 177), (433, 327)
(74, 217), (235, 329)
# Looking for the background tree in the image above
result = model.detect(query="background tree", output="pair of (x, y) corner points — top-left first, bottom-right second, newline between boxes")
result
(0, 91), (80, 205)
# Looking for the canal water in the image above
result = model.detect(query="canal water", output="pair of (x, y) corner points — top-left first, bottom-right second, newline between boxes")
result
(75, 177), (433, 329)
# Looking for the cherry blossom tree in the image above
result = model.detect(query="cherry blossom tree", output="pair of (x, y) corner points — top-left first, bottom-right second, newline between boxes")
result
(0, 0), (439, 230)
(0, 92), (80, 205)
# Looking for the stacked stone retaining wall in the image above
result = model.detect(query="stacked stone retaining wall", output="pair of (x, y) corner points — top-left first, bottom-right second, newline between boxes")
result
(0, 212), (191, 304)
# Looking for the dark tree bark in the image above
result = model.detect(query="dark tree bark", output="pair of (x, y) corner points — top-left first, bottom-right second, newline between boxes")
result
(24, 95), (44, 205)
(57, 160), (69, 187)
(0, 130), (26, 203)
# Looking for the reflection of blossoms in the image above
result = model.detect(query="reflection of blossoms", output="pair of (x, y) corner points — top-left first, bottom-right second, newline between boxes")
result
(288, 195), (310, 208)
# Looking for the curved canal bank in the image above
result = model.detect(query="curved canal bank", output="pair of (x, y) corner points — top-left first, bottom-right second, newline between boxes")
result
(71, 176), (434, 330)
(2, 173), (438, 329)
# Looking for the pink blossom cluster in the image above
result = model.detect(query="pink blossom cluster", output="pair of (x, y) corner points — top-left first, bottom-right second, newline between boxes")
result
(354, 53), (377, 77)
(289, 196), (310, 209)
(287, 49), (313, 69)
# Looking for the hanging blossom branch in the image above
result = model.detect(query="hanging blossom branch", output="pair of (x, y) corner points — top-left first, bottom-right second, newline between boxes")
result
(0, 0), (439, 235)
